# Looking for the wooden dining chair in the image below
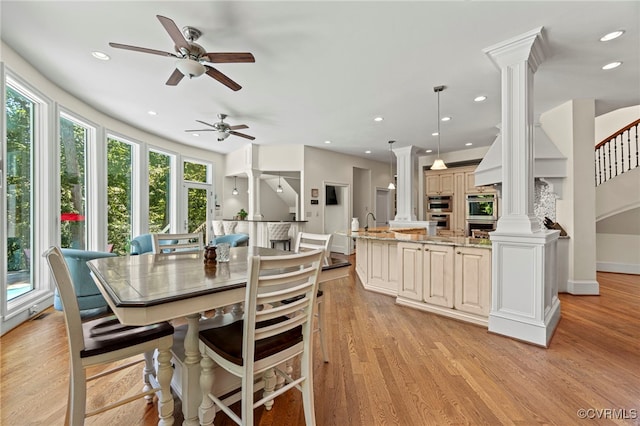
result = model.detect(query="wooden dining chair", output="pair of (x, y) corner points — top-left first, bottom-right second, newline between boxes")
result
(43, 246), (175, 425)
(198, 249), (324, 426)
(152, 232), (203, 254)
(292, 232), (333, 362)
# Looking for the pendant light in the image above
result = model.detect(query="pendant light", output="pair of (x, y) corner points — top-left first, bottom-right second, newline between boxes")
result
(431, 85), (448, 170)
(276, 173), (284, 193)
(387, 140), (396, 190)
(231, 176), (239, 195)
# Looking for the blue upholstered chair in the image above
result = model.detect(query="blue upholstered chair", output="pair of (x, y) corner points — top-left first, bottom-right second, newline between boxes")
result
(209, 233), (249, 247)
(53, 248), (118, 313)
(130, 233), (154, 255)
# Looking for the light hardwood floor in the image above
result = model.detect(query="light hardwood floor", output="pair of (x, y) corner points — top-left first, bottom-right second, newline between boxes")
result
(2, 260), (639, 425)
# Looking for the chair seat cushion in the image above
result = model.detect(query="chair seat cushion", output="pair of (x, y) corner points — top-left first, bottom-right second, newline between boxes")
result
(199, 317), (302, 366)
(281, 289), (323, 304)
(80, 315), (174, 358)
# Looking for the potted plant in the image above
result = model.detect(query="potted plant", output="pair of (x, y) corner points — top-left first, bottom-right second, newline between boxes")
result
(237, 208), (248, 220)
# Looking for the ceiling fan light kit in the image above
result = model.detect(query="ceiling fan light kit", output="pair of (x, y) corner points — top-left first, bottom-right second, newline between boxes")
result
(175, 58), (205, 78)
(431, 85), (448, 170)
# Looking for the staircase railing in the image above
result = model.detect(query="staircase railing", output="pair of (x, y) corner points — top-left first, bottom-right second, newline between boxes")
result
(595, 118), (639, 186)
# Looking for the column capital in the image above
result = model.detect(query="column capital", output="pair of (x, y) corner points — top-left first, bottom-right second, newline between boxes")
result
(483, 27), (547, 73)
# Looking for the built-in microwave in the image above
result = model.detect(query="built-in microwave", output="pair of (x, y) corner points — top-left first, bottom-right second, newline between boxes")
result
(466, 194), (498, 221)
(426, 195), (452, 212)
(427, 213), (450, 230)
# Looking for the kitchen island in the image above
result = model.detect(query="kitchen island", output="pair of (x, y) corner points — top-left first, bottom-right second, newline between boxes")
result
(346, 227), (492, 327)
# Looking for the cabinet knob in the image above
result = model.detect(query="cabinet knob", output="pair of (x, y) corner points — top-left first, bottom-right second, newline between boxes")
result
(424, 248), (430, 251)
(456, 251), (461, 254)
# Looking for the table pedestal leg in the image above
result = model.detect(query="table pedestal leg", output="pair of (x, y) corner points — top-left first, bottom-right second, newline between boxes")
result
(157, 342), (175, 426)
(182, 313), (202, 426)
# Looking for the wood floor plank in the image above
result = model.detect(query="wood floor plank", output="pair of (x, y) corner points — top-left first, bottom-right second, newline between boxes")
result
(2, 265), (639, 425)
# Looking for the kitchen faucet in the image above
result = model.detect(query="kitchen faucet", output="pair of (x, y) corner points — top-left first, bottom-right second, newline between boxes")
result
(364, 212), (376, 231)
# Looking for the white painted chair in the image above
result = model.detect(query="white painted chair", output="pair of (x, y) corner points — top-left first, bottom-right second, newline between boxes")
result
(223, 221), (238, 235)
(293, 232), (332, 362)
(198, 249), (324, 426)
(42, 246), (174, 425)
(212, 220), (226, 237)
(151, 232), (203, 254)
(267, 222), (292, 251)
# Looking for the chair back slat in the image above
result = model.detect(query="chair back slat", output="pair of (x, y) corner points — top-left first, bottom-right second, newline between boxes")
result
(152, 232), (203, 254)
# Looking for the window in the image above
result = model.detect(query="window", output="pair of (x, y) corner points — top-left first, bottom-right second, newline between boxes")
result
(59, 115), (88, 249)
(148, 150), (173, 233)
(107, 137), (133, 254)
(184, 160), (209, 183)
(5, 85), (35, 300)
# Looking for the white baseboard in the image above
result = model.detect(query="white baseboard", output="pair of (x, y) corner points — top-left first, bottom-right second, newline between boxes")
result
(596, 261), (640, 275)
(566, 279), (600, 295)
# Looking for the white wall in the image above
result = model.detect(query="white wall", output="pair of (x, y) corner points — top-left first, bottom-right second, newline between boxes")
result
(595, 105), (640, 143)
(596, 234), (640, 274)
(303, 146), (389, 234)
(541, 99), (599, 292)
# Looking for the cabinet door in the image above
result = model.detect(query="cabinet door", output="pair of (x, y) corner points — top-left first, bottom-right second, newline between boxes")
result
(367, 240), (398, 291)
(452, 173), (467, 235)
(454, 247), (491, 316)
(355, 239), (367, 280)
(423, 245), (454, 308)
(397, 243), (423, 300)
(439, 174), (454, 194)
(465, 172), (478, 193)
(425, 175), (442, 195)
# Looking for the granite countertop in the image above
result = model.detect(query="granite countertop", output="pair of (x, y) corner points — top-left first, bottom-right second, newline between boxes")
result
(342, 229), (492, 249)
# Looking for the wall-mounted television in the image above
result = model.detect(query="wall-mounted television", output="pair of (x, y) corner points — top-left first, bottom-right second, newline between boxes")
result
(326, 185), (338, 205)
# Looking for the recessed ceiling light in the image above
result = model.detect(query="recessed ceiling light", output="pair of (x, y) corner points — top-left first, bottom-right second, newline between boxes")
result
(465, 142), (473, 146)
(474, 95), (487, 102)
(147, 110), (157, 116)
(425, 149), (433, 153)
(374, 117), (383, 122)
(432, 132), (439, 136)
(600, 30), (624, 42)
(441, 116), (451, 122)
(192, 133), (200, 137)
(324, 140), (331, 144)
(91, 51), (110, 60)
(365, 150), (371, 154)
(602, 61), (622, 70)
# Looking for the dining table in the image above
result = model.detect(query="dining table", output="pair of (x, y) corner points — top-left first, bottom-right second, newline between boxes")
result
(87, 246), (350, 426)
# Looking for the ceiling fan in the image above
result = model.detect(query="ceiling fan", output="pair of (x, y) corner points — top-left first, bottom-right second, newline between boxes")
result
(185, 114), (256, 141)
(109, 15), (255, 91)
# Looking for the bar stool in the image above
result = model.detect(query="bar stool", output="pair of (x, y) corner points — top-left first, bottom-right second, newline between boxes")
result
(267, 222), (291, 251)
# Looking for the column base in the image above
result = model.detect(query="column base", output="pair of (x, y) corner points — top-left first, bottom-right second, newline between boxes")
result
(489, 297), (561, 347)
(566, 279), (599, 295)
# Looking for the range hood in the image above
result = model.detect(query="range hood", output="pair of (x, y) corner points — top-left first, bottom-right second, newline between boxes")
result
(474, 125), (567, 196)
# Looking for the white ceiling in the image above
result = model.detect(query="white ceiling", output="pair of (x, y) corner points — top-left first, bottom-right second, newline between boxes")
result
(1, 1), (638, 163)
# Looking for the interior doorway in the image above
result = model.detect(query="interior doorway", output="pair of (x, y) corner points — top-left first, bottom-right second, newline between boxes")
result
(323, 182), (350, 255)
(375, 188), (392, 227)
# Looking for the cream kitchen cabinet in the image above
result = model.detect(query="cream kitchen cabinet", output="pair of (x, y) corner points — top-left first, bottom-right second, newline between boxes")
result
(367, 239), (398, 295)
(454, 246), (491, 316)
(425, 173), (454, 195)
(397, 242), (454, 307)
(423, 244), (455, 308)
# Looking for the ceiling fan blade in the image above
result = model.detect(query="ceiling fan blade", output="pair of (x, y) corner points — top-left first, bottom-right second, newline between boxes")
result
(166, 68), (185, 86)
(205, 67), (242, 91)
(229, 131), (255, 140)
(195, 120), (217, 128)
(109, 42), (175, 57)
(229, 124), (249, 130)
(184, 129), (215, 132)
(205, 53), (255, 63)
(156, 15), (190, 51)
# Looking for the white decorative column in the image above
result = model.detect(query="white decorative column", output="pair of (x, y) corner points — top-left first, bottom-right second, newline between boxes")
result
(393, 145), (420, 222)
(247, 168), (262, 246)
(483, 27), (561, 347)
